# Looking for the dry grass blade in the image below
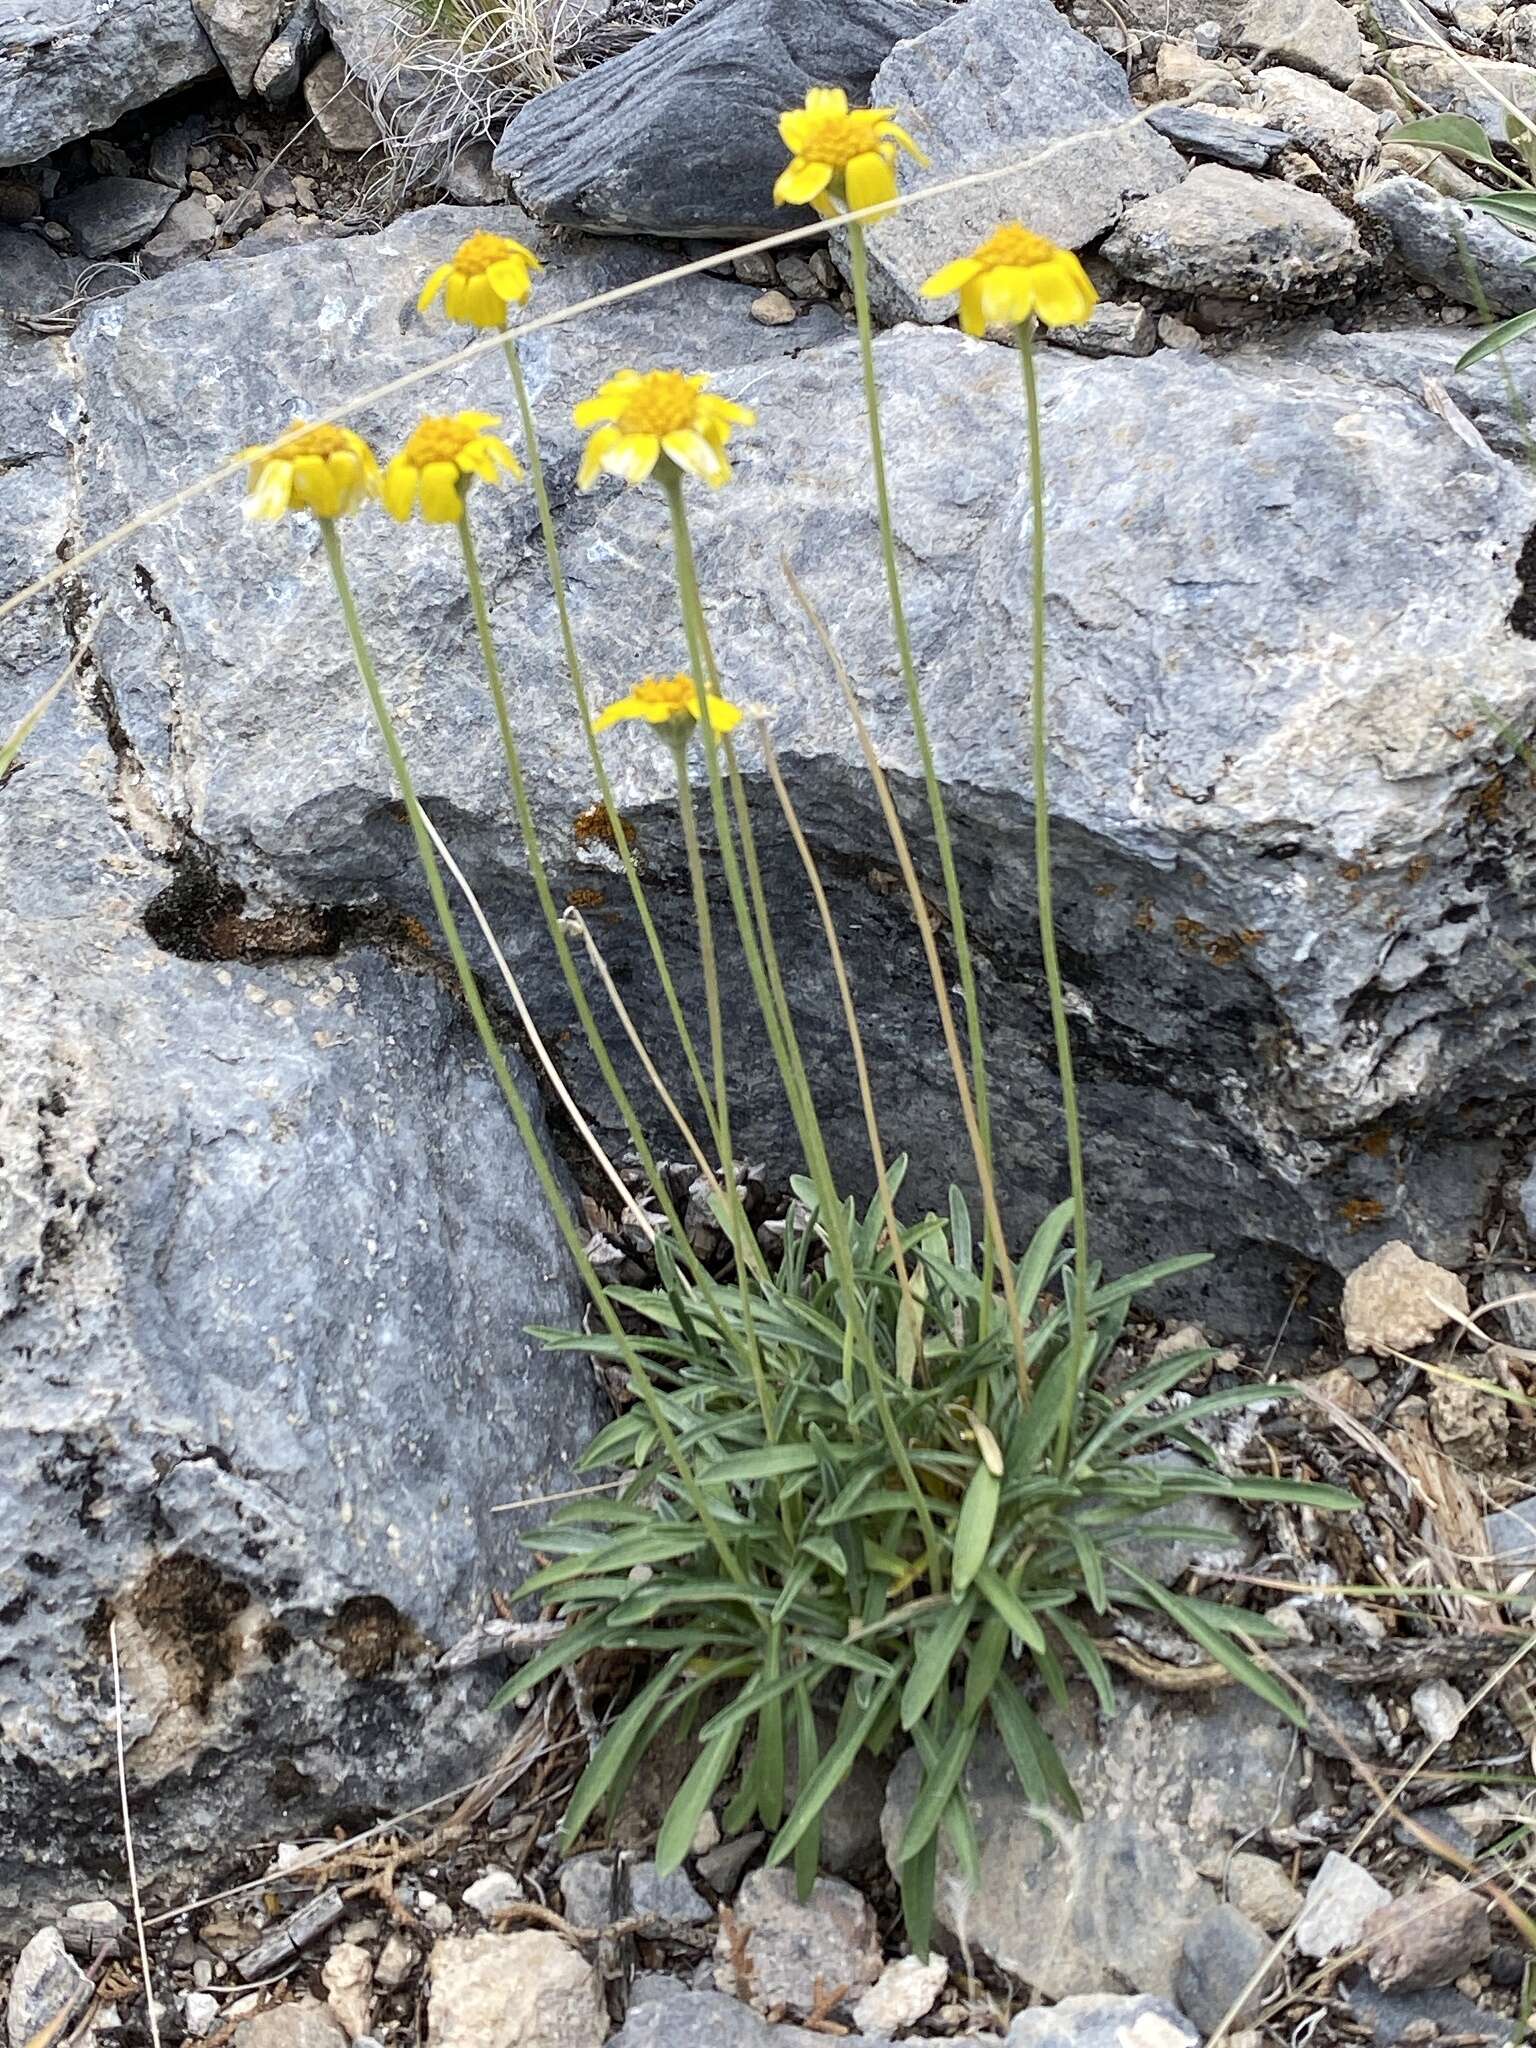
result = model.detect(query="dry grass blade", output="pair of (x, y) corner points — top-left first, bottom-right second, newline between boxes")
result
(0, 613), (98, 782)
(109, 1621), (164, 2048)
(416, 808), (654, 1238)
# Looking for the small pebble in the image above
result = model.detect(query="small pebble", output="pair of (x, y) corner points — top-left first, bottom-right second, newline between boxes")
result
(749, 289), (797, 326)
(462, 1870), (524, 1919)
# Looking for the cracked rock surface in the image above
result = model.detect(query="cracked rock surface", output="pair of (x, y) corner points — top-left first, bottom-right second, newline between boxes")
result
(0, 256), (606, 1924)
(46, 202), (1536, 1337)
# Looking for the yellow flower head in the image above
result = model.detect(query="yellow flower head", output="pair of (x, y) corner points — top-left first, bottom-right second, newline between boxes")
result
(382, 412), (523, 524)
(774, 86), (926, 219)
(920, 222), (1097, 336)
(591, 674), (743, 739)
(573, 370), (755, 491)
(418, 231), (543, 329)
(242, 420), (381, 522)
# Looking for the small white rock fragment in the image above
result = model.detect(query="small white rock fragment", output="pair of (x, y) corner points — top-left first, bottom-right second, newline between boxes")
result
(63, 1900), (126, 1940)
(372, 1933), (416, 1991)
(1411, 1679), (1466, 1746)
(463, 1870), (525, 1920)
(749, 289), (797, 326)
(691, 1810), (721, 1857)
(850, 1952), (949, 2038)
(321, 1941), (374, 2041)
(1293, 1850), (1393, 1958)
(184, 1991), (221, 2038)
(1342, 1241), (1468, 1357)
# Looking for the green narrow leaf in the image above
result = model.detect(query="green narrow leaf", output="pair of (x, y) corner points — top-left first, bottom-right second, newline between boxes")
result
(952, 1463), (1001, 1593)
(899, 1828), (938, 1958)
(1013, 1197), (1075, 1318)
(1456, 305), (1536, 371)
(758, 1631), (786, 1831)
(768, 1673), (896, 1866)
(558, 1652), (691, 1849)
(705, 1445), (819, 1484)
(948, 1186), (974, 1277)
(1052, 1614), (1117, 1717)
(973, 1566), (1047, 1653)
(656, 1720), (742, 1875)
(899, 1713), (980, 1865)
(1119, 1567), (1306, 1725)
(989, 1677), (1082, 1818)
(963, 1611), (1010, 1722)
(901, 1594), (975, 1730)
(792, 1685), (822, 1903)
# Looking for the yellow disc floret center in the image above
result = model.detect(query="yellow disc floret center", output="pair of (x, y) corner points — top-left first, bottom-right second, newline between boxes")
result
(635, 676), (695, 716)
(976, 224), (1058, 270)
(453, 232), (513, 276)
(800, 112), (882, 167)
(284, 423), (354, 460)
(402, 416), (479, 465)
(616, 372), (701, 437)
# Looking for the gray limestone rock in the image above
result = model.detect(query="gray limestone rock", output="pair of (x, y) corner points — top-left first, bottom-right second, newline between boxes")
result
(1147, 103), (1294, 170)
(1231, 0), (1364, 81)
(493, 0), (944, 237)
(854, 0), (1184, 325)
(1007, 1996), (1201, 2048)
(52, 205), (1536, 1337)
(0, 0), (217, 169)
(302, 49), (380, 151)
(1173, 1903), (1272, 2030)
(715, 1868), (881, 2016)
(881, 1684), (1301, 2001)
(254, 0), (322, 101)
(1344, 1975), (1514, 2047)
(1257, 65), (1382, 165)
(1104, 162), (1367, 297)
(193, 0), (283, 94)
(51, 177), (177, 257)
(1358, 175), (1536, 313)
(138, 195), (219, 277)
(1388, 50), (1536, 130)
(0, 282), (607, 1926)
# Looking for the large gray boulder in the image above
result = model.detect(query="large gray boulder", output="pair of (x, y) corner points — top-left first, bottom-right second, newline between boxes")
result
(852, 0), (1184, 326)
(0, 0), (217, 169)
(1359, 175), (1536, 314)
(43, 206), (1536, 1339)
(493, 0), (944, 238)
(0, 287), (607, 1924)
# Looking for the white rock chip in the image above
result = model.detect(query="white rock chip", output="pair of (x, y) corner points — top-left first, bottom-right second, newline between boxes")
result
(1293, 1850), (1393, 1958)
(183, 1991), (221, 2038)
(1411, 1679), (1467, 1746)
(321, 1941), (374, 2041)
(462, 1870), (525, 1919)
(1342, 1241), (1468, 1357)
(428, 1931), (608, 2048)
(850, 1952), (949, 2038)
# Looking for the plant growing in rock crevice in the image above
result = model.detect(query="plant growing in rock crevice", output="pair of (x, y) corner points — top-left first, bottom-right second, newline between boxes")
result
(238, 93), (1353, 1947)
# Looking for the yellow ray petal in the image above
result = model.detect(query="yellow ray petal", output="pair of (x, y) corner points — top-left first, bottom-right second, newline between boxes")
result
(920, 256), (984, 299)
(417, 263), (452, 313)
(382, 459), (419, 522)
(419, 461), (464, 522)
(774, 155), (833, 206)
(576, 424), (620, 490)
(606, 432), (660, 483)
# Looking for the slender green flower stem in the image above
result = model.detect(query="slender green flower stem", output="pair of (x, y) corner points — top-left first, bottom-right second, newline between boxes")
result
(668, 732), (777, 1440)
(455, 512), (736, 1321)
(317, 517), (741, 1581)
(1015, 320), (1092, 1451)
(502, 335), (721, 1155)
(846, 219), (1001, 1310)
(661, 469), (942, 1587)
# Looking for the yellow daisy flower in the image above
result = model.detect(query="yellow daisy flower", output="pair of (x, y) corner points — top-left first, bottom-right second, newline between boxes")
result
(920, 222), (1098, 336)
(591, 674), (743, 738)
(242, 420), (381, 521)
(573, 369), (755, 491)
(773, 86), (926, 219)
(418, 231), (543, 329)
(382, 412), (524, 524)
